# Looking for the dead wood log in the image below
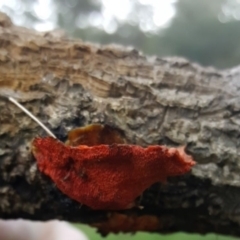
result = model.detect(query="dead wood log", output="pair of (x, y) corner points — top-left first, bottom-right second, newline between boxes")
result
(0, 12), (240, 237)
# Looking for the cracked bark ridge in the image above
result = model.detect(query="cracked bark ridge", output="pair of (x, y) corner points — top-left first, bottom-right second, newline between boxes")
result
(0, 12), (240, 237)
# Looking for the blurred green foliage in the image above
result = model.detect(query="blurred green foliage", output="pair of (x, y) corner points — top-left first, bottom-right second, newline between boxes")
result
(74, 224), (238, 240)
(57, 0), (240, 69)
(2, 0), (240, 69)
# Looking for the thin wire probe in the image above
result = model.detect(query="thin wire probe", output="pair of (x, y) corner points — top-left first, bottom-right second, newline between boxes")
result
(8, 97), (57, 139)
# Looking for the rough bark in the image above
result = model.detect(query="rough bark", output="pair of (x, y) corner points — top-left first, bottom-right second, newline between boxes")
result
(1, 12), (240, 237)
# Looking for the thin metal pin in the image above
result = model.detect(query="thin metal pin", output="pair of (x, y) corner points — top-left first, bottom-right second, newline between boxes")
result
(8, 97), (57, 139)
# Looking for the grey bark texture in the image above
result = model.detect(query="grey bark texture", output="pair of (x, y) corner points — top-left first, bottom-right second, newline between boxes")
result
(0, 12), (240, 237)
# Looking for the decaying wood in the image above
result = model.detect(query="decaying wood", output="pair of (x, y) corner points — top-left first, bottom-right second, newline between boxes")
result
(1, 12), (240, 237)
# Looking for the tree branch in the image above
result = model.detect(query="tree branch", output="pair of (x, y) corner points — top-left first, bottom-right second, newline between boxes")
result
(0, 12), (240, 237)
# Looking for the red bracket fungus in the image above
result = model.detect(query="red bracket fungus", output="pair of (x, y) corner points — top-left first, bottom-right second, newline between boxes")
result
(91, 213), (162, 235)
(32, 124), (195, 210)
(8, 97), (195, 211)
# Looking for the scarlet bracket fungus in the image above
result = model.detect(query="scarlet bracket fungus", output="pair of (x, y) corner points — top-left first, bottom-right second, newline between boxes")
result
(9, 97), (196, 210)
(32, 135), (195, 210)
(91, 213), (162, 235)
